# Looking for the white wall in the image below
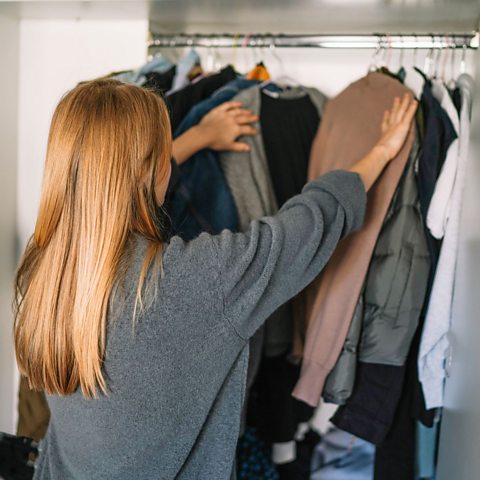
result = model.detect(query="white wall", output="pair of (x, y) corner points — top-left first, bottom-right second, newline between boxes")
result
(3, 17), (148, 434)
(437, 48), (480, 480)
(0, 10), (19, 435)
(18, 18), (149, 250)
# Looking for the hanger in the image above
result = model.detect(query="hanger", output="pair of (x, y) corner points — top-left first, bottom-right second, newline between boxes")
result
(260, 39), (304, 97)
(433, 34), (443, 79)
(460, 39), (468, 74)
(396, 36), (406, 82)
(447, 35), (457, 90)
(424, 34), (435, 78)
(368, 35), (384, 72)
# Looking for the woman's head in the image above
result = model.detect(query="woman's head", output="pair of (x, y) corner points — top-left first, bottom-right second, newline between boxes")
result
(14, 79), (172, 398)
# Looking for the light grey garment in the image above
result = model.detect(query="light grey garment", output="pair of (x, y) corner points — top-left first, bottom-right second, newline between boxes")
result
(114, 56), (173, 85)
(219, 85), (328, 358)
(33, 171), (366, 480)
(168, 49), (201, 94)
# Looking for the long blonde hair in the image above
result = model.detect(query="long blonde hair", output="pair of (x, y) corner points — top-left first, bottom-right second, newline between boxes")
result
(14, 79), (172, 398)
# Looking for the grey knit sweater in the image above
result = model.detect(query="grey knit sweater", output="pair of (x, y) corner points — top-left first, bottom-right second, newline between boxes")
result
(33, 171), (366, 480)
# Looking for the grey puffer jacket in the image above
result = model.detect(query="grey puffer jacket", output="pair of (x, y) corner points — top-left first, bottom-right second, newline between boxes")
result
(322, 134), (430, 404)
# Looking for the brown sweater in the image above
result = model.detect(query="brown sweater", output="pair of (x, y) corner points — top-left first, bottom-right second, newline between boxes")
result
(292, 72), (415, 406)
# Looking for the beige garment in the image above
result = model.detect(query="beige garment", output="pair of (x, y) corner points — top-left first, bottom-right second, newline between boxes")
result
(292, 72), (415, 407)
(17, 376), (50, 441)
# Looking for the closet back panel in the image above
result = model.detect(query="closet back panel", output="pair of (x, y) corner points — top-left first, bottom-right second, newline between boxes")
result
(0, 10), (19, 434)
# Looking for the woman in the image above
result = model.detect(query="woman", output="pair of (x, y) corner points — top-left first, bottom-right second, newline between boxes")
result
(14, 79), (416, 479)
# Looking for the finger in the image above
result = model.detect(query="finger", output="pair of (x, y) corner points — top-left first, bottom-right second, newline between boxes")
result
(238, 125), (257, 136)
(229, 108), (256, 118)
(217, 101), (243, 112)
(381, 110), (390, 132)
(229, 142), (251, 152)
(394, 93), (412, 123)
(389, 96), (400, 121)
(402, 99), (418, 125)
(234, 114), (259, 125)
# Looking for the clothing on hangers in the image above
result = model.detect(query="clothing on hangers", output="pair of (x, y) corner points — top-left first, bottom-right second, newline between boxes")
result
(219, 85), (327, 467)
(143, 66), (176, 94)
(370, 78), (458, 480)
(323, 124), (426, 411)
(332, 135), (428, 445)
(164, 65), (237, 131)
(165, 77), (259, 241)
(418, 73), (475, 410)
(246, 63), (271, 81)
(114, 55), (174, 85)
(168, 50), (202, 94)
(292, 71), (416, 408)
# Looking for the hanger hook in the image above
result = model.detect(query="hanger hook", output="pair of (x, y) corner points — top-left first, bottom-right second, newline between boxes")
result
(398, 35), (405, 69)
(412, 33), (418, 67)
(385, 34), (393, 67)
(424, 33), (434, 76)
(434, 33), (444, 79)
(368, 34), (381, 72)
(460, 36), (468, 74)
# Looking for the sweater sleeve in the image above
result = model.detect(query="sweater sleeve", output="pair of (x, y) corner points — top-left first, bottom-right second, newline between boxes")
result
(210, 170), (366, 340)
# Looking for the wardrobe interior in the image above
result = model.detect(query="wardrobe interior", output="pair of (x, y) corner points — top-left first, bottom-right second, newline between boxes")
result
(1, 1), (480, 479)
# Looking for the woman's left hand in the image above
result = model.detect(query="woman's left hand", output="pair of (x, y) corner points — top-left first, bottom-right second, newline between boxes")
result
(197, 101), (258, 152)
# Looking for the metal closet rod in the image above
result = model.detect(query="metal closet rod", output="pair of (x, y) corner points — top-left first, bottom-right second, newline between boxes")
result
(148, 32), (480, 50)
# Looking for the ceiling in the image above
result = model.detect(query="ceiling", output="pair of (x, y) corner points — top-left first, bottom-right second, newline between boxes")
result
(0, 0), (479, 34)
(149, 0), (480, 33)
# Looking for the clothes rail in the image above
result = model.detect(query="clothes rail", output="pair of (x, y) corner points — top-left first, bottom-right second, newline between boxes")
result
(148, 32), (480, 50)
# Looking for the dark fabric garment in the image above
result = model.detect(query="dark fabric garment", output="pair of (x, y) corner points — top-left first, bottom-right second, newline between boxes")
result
(236, 427), (279, 480)
(373, 329), (418, 480)
(260, 87), (322, 360)
(247, 354), (313, 444)
(331, 362), (407, 445)
(164, 65), (237, 131)
(416, 80), (457, 275)
(246, 89), (321, 447)
(0, 432), (37, 480)
(369, 79), (457, 480)
(143, 66), (176, 95)
(165, 78), (258, 241)
(451, 86), (462, 115)
(260, 90), (320, 208)
(276, 430), (321, 480)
